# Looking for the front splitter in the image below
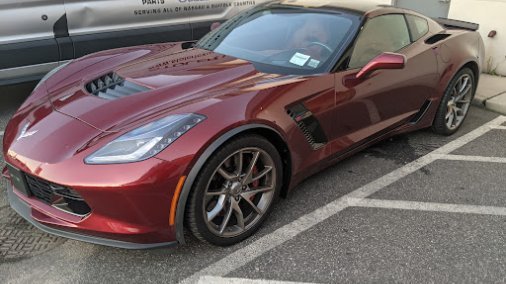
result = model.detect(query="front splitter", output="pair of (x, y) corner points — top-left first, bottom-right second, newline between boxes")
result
(6, 184), (177, 250)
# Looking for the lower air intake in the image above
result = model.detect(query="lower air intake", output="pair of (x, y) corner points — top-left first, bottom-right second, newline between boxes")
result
(25, 174), (91, 216)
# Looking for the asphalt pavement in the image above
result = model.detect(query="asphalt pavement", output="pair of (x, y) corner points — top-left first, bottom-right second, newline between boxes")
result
(1, 82), (505, 284)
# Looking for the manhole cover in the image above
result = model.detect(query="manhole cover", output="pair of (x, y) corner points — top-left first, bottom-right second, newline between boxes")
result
(0, 206), (66, 261)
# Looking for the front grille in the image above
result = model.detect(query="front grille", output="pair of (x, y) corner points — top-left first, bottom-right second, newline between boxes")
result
(85, 72), (150, 100)
(25, 175), (91, 216)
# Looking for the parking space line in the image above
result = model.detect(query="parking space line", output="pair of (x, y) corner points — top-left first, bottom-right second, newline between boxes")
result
(197, 276), (319, 284)
(429, 116), (506, 155)
(351, 198), (506, 216)
(492, 126), (506, 130)
(0, 130), (4, 136)
(434, 154), (506, 163)
(180, 115), (506, 284)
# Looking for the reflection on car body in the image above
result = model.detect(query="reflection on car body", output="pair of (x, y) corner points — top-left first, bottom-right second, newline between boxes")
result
(0, 0), (266, 86)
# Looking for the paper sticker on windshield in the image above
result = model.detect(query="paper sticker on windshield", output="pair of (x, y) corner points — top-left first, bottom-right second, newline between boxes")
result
(289, 52), (311, 66)
(307, 59), (320, 68)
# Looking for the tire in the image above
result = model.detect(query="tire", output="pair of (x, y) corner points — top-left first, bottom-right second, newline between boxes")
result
(432, 68), (476, 135)
(186, 135), (283, 246)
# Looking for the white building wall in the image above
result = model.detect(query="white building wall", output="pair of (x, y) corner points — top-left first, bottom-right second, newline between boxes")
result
(448, 0), (506, 75)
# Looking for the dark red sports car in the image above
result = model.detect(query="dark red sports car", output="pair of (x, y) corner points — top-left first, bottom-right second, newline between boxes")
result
(3, 1), (484, 248)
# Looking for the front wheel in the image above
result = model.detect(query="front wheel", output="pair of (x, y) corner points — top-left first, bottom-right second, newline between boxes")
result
(432, 68), (476, 135)
(186, 135), (282, 246)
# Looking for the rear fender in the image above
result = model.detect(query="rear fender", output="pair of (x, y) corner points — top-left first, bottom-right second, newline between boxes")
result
(434, 31), (483, 99)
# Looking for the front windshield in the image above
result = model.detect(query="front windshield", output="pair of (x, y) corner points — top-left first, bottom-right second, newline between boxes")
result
(196, 6), (359, 75)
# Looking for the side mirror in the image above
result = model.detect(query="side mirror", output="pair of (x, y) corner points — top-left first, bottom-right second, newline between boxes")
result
(356, 52), (406, 79)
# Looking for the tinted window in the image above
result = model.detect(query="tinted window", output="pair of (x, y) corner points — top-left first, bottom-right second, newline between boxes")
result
(406, 15), (429, 42)
(349, 14), (411, 69)
(197, 7), (359, 75)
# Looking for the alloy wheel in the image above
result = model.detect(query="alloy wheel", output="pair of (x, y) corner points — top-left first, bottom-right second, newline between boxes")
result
(203, 147), (276, 238)
(445, 74), (473, 130)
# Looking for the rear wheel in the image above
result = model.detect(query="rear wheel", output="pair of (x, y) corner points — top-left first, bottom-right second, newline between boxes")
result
(186, 135), (282, 246)
(432, 68), (475, 135)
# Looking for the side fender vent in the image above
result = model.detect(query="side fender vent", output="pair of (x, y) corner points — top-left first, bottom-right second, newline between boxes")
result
(85, 73), (150, 100)
(409, 100), (432, 124)
(425, 33), (451, 45)
(287, 104), (327, 150)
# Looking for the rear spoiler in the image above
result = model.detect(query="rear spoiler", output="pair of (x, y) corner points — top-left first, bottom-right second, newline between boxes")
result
(434, 18), (479, 31)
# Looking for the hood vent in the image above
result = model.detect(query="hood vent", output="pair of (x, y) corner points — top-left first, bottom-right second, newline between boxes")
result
(85, 73), (150, 100)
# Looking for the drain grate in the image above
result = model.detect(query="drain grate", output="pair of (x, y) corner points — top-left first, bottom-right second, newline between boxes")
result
(0, 206), (66, 261)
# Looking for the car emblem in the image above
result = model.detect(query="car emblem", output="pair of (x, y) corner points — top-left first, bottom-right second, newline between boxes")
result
(16, 122), (38, 141)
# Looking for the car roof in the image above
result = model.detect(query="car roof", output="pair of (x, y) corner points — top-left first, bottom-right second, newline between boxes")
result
(279, 0), (394, 14)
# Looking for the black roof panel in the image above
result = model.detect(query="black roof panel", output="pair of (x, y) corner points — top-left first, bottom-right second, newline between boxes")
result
(279, 0), (391, 14)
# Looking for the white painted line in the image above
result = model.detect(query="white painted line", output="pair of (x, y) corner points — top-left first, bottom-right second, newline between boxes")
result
(351, 198), (506, 216)
(491, 125), (506, 130)
(180, 198), (352, 284)
(434, 154), (506, 164)
(198, 276), (319, 284)
(0, 130), (4, 136)
(180, 115), (506, 284)
(429, 116), (506, 156)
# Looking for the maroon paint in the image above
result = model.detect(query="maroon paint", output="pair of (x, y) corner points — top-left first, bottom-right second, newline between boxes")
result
(2, 6), (483, 246)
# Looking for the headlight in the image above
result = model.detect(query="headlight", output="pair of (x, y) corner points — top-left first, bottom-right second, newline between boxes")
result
(35, 61), (72, 90)
(85, 113), (206, 164)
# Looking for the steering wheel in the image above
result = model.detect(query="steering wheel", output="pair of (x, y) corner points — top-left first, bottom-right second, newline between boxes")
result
(307, 41), (333, 55)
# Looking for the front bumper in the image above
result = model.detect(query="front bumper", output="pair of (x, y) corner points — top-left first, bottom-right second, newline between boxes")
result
(7, 183), (176, 249)
(2, 153), (187, 249)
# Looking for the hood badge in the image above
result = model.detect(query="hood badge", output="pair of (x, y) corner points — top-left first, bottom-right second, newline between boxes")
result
(16, 122), (38, 141)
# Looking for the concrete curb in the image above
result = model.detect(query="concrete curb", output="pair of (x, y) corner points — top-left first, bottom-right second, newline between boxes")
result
(483, 92), (506, 115)
(474, 74), (506, 115)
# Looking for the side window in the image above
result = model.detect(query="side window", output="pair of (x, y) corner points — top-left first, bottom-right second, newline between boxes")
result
(349, 14), (411, 69)
(406, 15), (429, 42)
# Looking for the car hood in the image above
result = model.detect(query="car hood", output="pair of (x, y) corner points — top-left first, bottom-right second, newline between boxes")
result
(48, 44), (294, 132)
(4, 99), (102, 165)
